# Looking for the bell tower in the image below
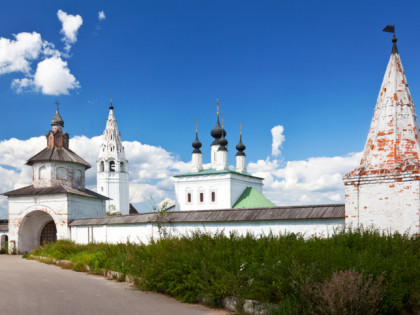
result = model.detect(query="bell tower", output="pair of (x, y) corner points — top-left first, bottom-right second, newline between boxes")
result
(97, 97), (130, 215)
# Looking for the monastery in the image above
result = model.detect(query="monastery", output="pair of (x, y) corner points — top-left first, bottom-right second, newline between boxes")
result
(0, 33), (419, 253)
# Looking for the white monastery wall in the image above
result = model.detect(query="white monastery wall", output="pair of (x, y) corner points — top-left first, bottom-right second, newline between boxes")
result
(345, 177), (420, 234)
(71, 218), (344, 245)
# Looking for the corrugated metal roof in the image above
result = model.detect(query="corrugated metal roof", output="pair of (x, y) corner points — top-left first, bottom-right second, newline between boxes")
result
(3, 185), (109, 200)
(233, 187), (276, 208)
(0, 224), (8, 232)
(26, 147), (91, 168)
(70, 204), (345, 226)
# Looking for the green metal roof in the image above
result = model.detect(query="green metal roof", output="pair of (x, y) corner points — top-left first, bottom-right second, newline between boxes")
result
(233, 187), (275, 209)
(173, 168), (263, 180)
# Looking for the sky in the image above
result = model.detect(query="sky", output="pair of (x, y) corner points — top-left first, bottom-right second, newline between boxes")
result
(1, 0), (420, 217)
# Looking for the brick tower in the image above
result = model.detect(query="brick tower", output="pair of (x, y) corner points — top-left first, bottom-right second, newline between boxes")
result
(344, 33), (420, 235)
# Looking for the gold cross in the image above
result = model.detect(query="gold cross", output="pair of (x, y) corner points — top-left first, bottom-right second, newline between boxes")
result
(55, 100), (59, 111)
(216, 98), (219, 116)
(195, 119), (198, 133)
(240, 122), (242, 135)
(110, 93), (113, 103)
(221, 115), (224, 128)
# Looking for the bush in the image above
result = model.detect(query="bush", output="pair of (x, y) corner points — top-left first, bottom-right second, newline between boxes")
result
(29, 229), (419, 314)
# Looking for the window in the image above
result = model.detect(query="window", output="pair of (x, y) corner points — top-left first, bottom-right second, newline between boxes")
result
(56, 167), (67, 180)
(39, 166), (46, 179)
(120, 162), (124, 172)
(109, 161), (115, 172)
(74, 170), (82, 186)
(200, 192), (204, 203)
(101, 186), (104, 192)
(99, 161), (104, 172)
(211, 191), (216, 202)
(187, 193), (191, 203)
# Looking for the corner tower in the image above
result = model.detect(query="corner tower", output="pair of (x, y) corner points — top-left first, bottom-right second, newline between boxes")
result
(344, 31), (420, 235)
(97, 98), (130, 215)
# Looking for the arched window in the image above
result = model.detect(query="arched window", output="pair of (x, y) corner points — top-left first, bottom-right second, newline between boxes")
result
(211, 191), (216, 202)
(56, 167), (67, 180)
(99, 161), (105, 172)
(109, 161), (115, 172)
(120, 162), (124, 172)
(74, 170), (82, 186)
(39, 166), (46, 179)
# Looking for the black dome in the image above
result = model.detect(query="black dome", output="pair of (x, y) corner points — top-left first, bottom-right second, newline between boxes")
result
(218, 129), (228, 151)
(192, 132), (202, 153)
(211, 116), (227, 145)
(236, 135), (246, 156)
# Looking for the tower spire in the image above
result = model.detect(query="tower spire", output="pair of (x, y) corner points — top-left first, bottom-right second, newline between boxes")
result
(109, 94), (114, 110)
(346, 29), (420, 177)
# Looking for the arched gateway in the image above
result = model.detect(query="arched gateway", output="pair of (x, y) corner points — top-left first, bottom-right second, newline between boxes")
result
(18, 211), (57, 253)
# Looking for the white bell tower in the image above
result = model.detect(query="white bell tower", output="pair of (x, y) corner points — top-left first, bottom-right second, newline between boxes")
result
(97, 98), (130, 215)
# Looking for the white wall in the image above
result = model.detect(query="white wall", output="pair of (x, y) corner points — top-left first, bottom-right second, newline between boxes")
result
(71, 218), (344, 245)
(174, 173), (263, 211)
(345, 176), (420, 235)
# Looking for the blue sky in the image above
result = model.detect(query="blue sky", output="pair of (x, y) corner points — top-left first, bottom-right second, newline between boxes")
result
(1, 1), (420, 216)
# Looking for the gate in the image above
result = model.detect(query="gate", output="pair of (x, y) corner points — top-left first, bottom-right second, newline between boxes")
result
(40, 221), (57, 244)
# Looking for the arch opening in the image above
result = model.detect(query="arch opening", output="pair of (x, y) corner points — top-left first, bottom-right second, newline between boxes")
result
(109, 161), (115, 172)
(18, 211), (57, 253)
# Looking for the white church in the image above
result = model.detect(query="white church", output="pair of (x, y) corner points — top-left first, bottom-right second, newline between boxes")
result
(1, 33), (419, 253)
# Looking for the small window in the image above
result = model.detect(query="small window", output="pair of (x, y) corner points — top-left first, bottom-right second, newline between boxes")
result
(187, 193), (192, 203)
(120, 162), (124, 172)
(200, 192), (204, 203)
(56, 167), (67, 180)
(109, 161), (115, 172)
(39, 166), (47, 179)
(99, 161), (104, 172)
(211, 191), (216, 202)
(101, 186), (104, 192)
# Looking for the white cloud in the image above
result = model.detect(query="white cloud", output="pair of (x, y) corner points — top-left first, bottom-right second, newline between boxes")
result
(33, 56), (79, 95)
(271, 125), (285, 156)
(0, 32), (43, 74)
(248, 152), (363, 206)
(98, 11), (106, 21)
(0, 12), (80, 96)
(57, 10), (83, 52)
(12, 56), (80, 95)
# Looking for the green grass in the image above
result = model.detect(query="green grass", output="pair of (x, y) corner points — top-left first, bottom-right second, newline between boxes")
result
(30, 228), (419, 314)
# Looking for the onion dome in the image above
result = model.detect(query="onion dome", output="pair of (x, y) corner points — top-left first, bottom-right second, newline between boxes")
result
(218, 128), (228, 151)
(210, 99), (226, 145)
(192, 132), (202, 153)
(51, 106), (64, 127)
(236, 134), (246, 156)
(211, 116), (227, 145)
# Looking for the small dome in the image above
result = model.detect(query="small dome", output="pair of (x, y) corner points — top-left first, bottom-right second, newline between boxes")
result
(51, 108), (64, 127)
(236, 135), (246, 156)
(218, 129), (228, 151)
(192, 132), (202, 153)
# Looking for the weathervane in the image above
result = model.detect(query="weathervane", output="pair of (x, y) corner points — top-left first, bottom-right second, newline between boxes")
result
(382, 25), (395, 34)
(383, 25), (398, 54)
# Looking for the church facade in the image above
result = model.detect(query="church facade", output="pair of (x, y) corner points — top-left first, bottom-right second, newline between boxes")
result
(173, 101), (274, 211)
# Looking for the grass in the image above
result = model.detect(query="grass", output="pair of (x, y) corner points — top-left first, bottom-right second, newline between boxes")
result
(30, 228), (419, 314)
